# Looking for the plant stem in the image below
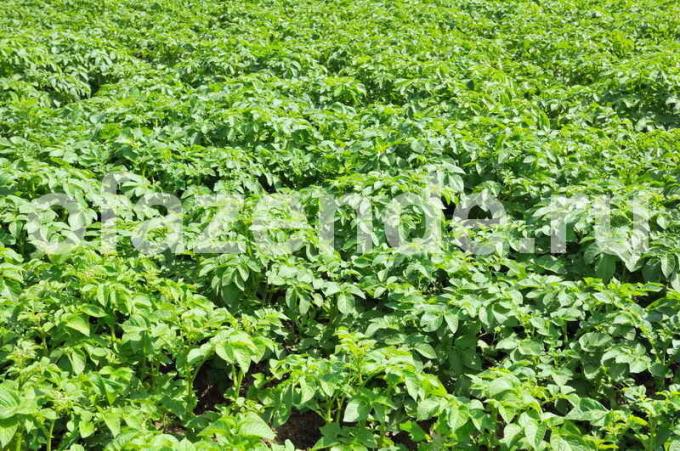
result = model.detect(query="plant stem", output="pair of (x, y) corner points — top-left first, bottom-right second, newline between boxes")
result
(47, 420), (55, 451)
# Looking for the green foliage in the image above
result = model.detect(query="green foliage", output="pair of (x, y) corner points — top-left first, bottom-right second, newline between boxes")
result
(0, 0), (679, 449)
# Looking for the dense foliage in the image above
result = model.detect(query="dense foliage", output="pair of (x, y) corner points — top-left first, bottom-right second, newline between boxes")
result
(1, 0), (679, 449)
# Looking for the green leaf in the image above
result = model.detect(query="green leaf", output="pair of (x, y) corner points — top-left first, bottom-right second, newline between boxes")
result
(239, 413), (275, 440)
(502, 423), (522, 447)
(0, 418), (18, 449)
(215, 342), (235, 364)
(399, 420), (426, 442)
(578, 333), (611, 352)
(566, 398), (608, 423)
(416, 398), (440, 420)
(444, 312), (459, 334)
(0, 386), (20, 419)
(668, 439), (680, 451)
(79, 418), (95, 438)
(102, 411), (121, 437)
(661, 255), (676, 278)
(66, 315), (90, 336)
(337, 293), (356, 315)
(68, 350), (86, 375)
(420, 312), (442, 332)
(187, 345), (211, 366)
(595, 254), (616, 281)
(518, 340), (543, 356)
(518, 412), (545, 450)
(81, 304), (107, 318)
(413, 343), (437, 359)
(343, 398), (368, 423)
(487, 377), (514, 398)
(550, 432), (591, 451)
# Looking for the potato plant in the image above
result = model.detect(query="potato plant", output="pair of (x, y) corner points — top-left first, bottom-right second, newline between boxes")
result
(0, 0), (679, 449)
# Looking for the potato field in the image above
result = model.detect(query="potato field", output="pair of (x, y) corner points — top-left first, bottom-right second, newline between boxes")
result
(0, 0), (679, 449)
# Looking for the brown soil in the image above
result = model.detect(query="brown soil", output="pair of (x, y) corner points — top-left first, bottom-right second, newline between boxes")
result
(276, 411), (325, 449)
(392, 431), (418, 450)
(193, 362), (226, 414)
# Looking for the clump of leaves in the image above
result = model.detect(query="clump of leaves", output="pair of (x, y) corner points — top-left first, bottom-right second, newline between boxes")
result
(0, 0), (679, 449)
